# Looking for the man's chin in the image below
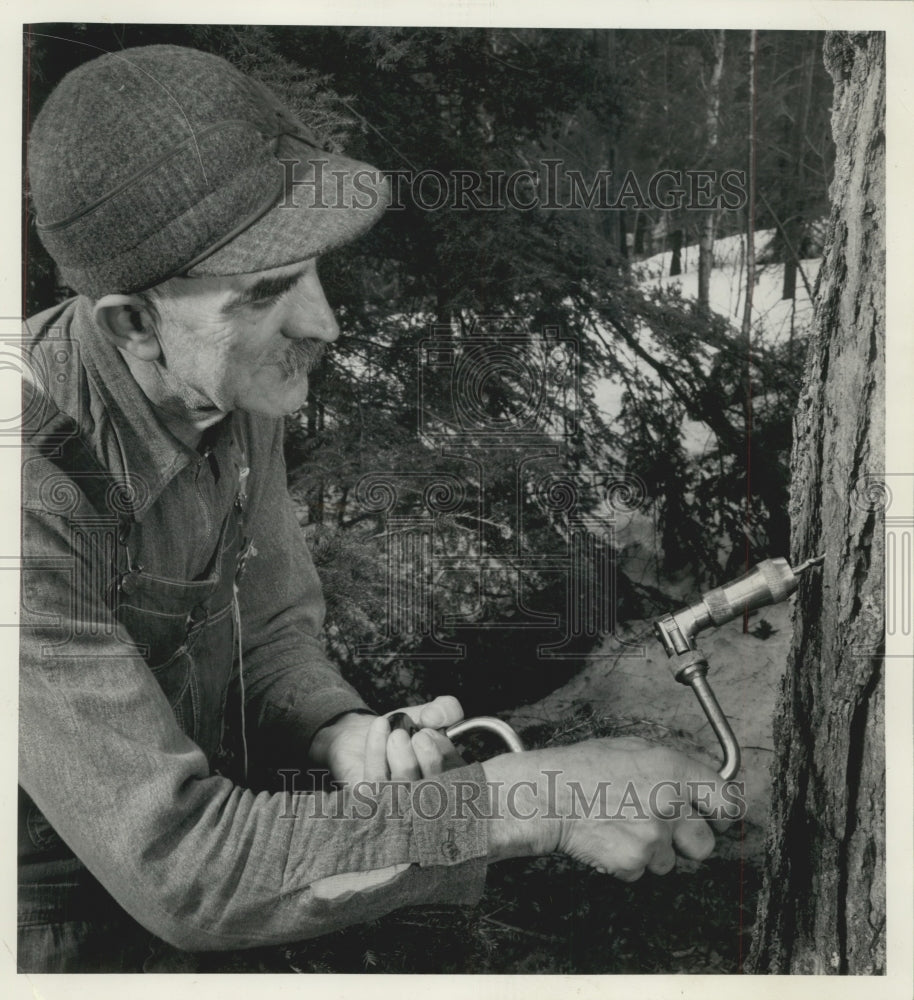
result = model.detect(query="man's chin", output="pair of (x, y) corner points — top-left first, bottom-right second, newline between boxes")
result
(241, 378), (309, 417)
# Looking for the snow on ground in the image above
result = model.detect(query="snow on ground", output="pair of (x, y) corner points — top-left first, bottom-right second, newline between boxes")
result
(593, 229), (821, 458)
(595, 230), (822, 575)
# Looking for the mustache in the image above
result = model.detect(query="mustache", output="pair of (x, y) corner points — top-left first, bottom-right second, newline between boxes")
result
(278, 338), (326, 379)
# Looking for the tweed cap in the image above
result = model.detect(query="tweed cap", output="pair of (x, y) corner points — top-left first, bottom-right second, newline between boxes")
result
(28, 45), (390, 298)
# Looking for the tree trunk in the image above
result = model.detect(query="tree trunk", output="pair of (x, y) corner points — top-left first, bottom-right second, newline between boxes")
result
(740, 30), (758, 620)
(781, 35), (818, 301)
(669, 227), (683, 276)
(746, 31), (885, 974)
(697, 29), (725, 311)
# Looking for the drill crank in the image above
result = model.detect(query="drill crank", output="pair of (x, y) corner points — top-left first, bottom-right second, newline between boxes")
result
(387, 711), (525, 754)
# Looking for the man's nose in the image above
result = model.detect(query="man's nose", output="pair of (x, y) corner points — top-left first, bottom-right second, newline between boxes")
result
(281, 271), (340, 342)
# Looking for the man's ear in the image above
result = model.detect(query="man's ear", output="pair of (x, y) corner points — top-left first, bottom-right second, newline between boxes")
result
(93, 294), (162, 362)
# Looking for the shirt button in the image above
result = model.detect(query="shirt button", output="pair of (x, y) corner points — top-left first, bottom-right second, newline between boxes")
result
(441, 840), (459, 861)
(188, 604), (207, 626)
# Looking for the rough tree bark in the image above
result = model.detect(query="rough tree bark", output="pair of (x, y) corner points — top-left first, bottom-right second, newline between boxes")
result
(746, 32), (885, 974)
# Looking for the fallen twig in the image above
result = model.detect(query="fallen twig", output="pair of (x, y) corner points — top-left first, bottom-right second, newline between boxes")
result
(481, 916), (559, 942)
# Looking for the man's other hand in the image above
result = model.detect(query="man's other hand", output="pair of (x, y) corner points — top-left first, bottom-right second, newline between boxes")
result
(311, 696), (466, 785)
(482, 737), (740, 882)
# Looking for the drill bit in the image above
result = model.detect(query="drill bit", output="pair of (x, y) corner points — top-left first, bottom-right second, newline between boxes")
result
(792, 554), (825, 575)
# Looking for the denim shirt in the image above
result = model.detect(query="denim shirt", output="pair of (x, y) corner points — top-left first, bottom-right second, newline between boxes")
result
(19, 296), (489, 952)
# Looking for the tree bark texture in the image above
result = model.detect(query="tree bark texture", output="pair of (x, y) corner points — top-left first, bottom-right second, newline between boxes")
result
(746, 32), (885, 975)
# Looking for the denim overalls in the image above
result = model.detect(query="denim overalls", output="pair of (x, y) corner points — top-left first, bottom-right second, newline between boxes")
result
(19, 405), (253, 972)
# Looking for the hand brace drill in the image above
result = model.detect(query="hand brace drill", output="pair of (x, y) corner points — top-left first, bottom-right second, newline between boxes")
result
(389, 556), (824, 770)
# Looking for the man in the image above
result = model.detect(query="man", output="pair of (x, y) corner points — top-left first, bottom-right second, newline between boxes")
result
(20, 44), (732, 972)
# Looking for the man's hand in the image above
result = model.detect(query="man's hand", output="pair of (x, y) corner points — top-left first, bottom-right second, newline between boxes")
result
(482, 737), (739, 882)
(310, 696), (466, 785)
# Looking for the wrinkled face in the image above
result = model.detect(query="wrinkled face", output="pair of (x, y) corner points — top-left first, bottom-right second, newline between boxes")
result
(149, 258), (339, 419)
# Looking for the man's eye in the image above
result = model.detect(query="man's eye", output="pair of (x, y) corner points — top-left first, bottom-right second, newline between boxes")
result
(250, 291), (288, 312)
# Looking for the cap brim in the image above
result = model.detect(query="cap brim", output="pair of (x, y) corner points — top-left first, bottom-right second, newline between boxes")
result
(187, 134), (390, 277)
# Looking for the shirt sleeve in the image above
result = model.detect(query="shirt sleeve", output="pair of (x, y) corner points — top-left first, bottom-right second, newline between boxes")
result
(235, 417), (371, 760)
(19, 493), (491, 952)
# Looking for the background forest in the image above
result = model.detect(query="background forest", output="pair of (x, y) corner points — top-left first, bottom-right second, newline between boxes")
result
(24, 24), (835, 973)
